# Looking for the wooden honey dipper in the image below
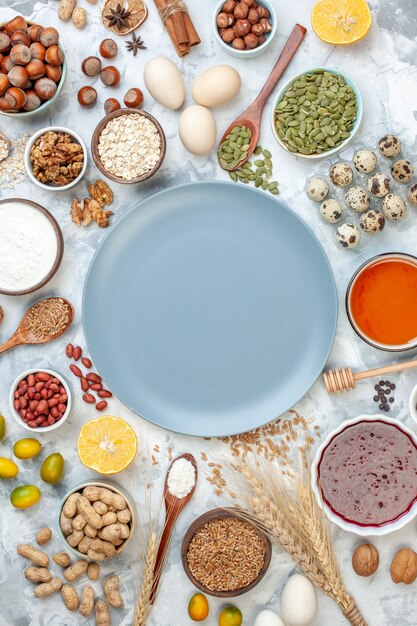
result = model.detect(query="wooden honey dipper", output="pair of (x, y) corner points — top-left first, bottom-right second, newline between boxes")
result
(323, 359), (417, 394)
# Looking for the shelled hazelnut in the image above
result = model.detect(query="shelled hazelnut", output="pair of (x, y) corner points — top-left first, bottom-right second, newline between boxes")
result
(78, 86), (97, 107)
(217, 0), (273, 51)
(99, 39), (118, 59)
(104, 97), (120, 114)
(234, 3), (249, 18)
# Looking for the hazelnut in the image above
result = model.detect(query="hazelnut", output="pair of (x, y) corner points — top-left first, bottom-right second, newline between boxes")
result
(244, 32), (259, 48)
(25, 59), (46, 80)
(99, 38), (118, 59)
(232, 37), (245, 50)
(10, 30), (31, 47)
(4, 16), (28, 36)
(234, 2), (249, 18)
(391, 548), (417, 585)
(352, 544), (379, 577)
(30, 42), (46, 61)
(124, 87), (144, 108)
(259, 17), (272, 32)
(45, 45), (64, 67)
(39, 27), (59, 48)
(1, 56), (15, 74)
(23, 88), (41, 111)
(234, 18), (251, 36)
(0, 95), (13, 111)
(5, 86), (27, 109)
(0, 73), (10, 96)
(28, 24), (43, 42)
(34, 77), (57, 100)
(257, 34), (266, 45)
(10, 44), (31, 66)
(251, 22), (264, 36)
(217, 12), (234, 28)
(222, 0), (236, 12)
(81, 56), (102, 77)
(45, 64), (62, 83)
(0, 32), (11, 54)
(221, 28), (236, 43)
(257, 5), (270, 18)
(247, 8), (259, 23)
(104, 97), (121, 114)
(7, 65), (29, 88)
(77, 85), (97, 106)
(100, 65), (120, 87)
(242, 0), (255, 4)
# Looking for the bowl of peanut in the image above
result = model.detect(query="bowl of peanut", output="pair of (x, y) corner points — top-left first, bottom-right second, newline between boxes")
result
(58, 481), (136, 561)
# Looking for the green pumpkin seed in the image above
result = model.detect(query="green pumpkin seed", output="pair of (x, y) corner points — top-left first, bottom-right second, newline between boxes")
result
(228, 171), (237, 181)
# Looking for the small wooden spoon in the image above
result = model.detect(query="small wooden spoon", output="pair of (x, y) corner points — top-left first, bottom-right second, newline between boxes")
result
(150, 453), (198, 604)
(0, 297), (74, 355)
(219, 23), (307, 171)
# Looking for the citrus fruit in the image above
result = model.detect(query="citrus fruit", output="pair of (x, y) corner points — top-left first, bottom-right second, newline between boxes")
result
(10, 485), (41, 508)
(0, 415), (6, 441)
(0, 457), (18, 479)
(40, 453), (65, 483)
(188, 593), (209, 621)
(78, 416), (137, 474)
(312, 0), (372, 45)
(218, 606), (243, 626)
(13, 438), (42, 459)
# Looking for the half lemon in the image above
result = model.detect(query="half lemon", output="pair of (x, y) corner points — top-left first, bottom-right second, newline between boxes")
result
(78, 415), (137, 474)
(312, 0), (372, 45)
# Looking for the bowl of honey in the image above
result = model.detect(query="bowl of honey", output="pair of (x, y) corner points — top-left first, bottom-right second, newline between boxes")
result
(346, 253), (417, 351)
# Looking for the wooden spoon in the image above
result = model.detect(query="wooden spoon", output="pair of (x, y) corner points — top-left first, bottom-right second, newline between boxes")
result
(150, 453), (198, 604)
(219, 23), (307, 171)
(0, 297), (74, 355)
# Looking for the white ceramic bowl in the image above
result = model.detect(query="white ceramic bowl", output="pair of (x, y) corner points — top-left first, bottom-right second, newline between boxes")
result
(311, 414), (417, 536)
(57, 480), (136, 560)
(271, 67), (363, 159)
(24, 126), (87, 191)
(213, 0), (277, 59)
(9, 368), (72, 433)
(409, 384), (417, 425)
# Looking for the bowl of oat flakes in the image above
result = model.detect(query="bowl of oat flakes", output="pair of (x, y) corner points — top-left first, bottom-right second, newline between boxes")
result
(91, 108), (166, 184)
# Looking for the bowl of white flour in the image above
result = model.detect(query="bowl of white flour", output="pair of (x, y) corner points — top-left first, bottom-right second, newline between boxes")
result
(0, 198), (64, 295)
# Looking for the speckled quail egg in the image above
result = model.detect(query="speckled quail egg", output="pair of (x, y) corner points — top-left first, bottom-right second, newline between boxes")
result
(344, 186), (370, 213)
(391, 159), (414, 183)
(305, 177), (329, 201)
(353, 149), (378, 174)
(378, 134), (402, 158)
(335, 223), (360, 249)
(360, 209), (386, 234)
(330, 163), (354, 187)
(319, 199), (343, 224)
(407, 183), (417, 205)
(382, 193), (407, 221)
(368, 172), (391, 197)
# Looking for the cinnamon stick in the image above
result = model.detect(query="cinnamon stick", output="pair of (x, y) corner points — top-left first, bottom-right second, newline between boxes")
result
(153, 0), (200, 56)
(183, 12), (201, 47)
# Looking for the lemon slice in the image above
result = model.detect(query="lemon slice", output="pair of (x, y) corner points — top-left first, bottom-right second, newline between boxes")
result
(312, 0), (372, 45)
(78, 416), (137, 475)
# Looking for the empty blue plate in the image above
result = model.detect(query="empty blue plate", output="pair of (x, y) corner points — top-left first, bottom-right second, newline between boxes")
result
(83, 182), (337, 437)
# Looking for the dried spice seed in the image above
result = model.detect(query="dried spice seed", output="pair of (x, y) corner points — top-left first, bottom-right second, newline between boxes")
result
(24, 299), (71, 340)
(125, 32), (146, 55)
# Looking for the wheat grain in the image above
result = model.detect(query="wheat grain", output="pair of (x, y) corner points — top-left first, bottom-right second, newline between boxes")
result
(134, 530), (158, 626)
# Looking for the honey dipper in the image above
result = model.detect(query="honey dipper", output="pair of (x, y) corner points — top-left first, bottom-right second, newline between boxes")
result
(323, 359), (417, 394)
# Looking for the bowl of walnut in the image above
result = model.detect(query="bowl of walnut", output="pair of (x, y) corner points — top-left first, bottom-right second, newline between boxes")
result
(24, 126), (87, 191)
(213, 0), (277, 58)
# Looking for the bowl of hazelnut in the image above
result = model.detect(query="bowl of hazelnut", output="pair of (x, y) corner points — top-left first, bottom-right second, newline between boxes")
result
(213, 0), (277, 58)
(0, 15), (66, 117)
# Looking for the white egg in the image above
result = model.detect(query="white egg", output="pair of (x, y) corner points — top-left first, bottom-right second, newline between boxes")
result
(179, 105), (217, 155)
(254, 609), (286, 626)
(192, 65), (241, 108)
(143, 56), (185, 110)
(281, 574), (317, 626)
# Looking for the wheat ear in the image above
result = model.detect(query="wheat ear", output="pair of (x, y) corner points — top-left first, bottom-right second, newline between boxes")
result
(134, 530), (158, 626)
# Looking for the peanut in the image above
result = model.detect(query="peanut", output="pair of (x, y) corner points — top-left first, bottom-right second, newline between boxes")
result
(87, 561), (100, 580)
(99, 524), (122, 544)
(61, 584), (79, 610)
(63, 492), (79, 517)
(98, 488), (126, 510)
(72, 513), (87, 531)
(36, 528), (52, 546)
(34, 577), (62, 598)
(84, 524), (98, 538)
(53, 552), (71, 568)
(58, 0), (76, 20)
(66, 529), (85, 548)
(83, 486), (101, 502)
(86, 548), (106, 562)
(64, 559), (88, 582)
(93, 501), (108, 515)
(95, 599), (110, 626)
(60, 511), (73, 536)
(72, 7), (87, 28)
(17, 544), (49, 567)
(78, 536), (93, 554)
(103, 575), (123, 608)
(90, 538), (116, 558)
(101, 512), (117, 526)
(24, 567), (52, 583)
(117, 508), (131, 524)
(79, 585), (95, 617)
(77, 495), (103, 529)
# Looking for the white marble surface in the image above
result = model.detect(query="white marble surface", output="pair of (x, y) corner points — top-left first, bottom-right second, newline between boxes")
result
(1, 0), (417, 625)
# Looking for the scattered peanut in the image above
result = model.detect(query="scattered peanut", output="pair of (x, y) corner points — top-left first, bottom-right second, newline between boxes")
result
(24, 567), (52, 583)
(34, 577), (62, 598)
(95, 599), (111, 626)
(61, 584), (79, 611)
(17, 544), (49, 567)
(36, 528), (52, 546)
(58, 0), (76, 21)
(53, 552), (71, 568)
(87, 561), (100, 581)
(64, 559), (88, 582)
(72, 7), (87, 29)
(103, 575), (123, 608)
(80, 585), (95, 617)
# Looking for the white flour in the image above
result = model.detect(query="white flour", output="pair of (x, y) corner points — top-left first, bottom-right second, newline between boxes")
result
(167, 458), (196, 499)
(0, 201), (58, 292)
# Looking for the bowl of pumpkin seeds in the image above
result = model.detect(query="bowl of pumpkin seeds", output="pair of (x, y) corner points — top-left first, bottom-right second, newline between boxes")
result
(271, 67), (362, 159)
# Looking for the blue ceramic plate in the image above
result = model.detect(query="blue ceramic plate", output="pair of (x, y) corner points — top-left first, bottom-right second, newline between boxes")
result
(83, 182), (337, 437)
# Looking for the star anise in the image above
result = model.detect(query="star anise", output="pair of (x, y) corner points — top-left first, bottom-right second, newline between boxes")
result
(104, 3), (132, 30)
(125, 32), (146, 56)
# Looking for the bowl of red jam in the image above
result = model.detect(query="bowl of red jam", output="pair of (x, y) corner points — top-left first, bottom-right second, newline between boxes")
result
(312, 414), (417, 535)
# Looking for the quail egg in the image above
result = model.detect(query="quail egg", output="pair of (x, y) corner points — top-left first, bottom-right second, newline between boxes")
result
(330, 163), (354, 187)
(391, 159), (414, 183)
(344, 186), (370, 213)
(360, 209), (386, 234)
(378, 134), (402, 158)
(319, 199), (343, 224)
(353, 149), (378, 174)
(335, 223), (360, 249)
(368, 172), (391, 197)
(382, 193), (407, 221)
(305, 177), (329, 202)
(407, 183), (417, 205)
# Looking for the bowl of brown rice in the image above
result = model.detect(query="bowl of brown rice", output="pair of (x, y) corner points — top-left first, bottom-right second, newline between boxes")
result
(181, 508), (271, 597)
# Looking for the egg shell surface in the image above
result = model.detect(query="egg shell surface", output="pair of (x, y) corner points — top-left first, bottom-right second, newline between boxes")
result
(143, 56), (185, 110)
(179, 105), (217, 155)
(281, 574), (317, 626)
(192, 65), (241, 108)
(254, 609), (286, 626)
